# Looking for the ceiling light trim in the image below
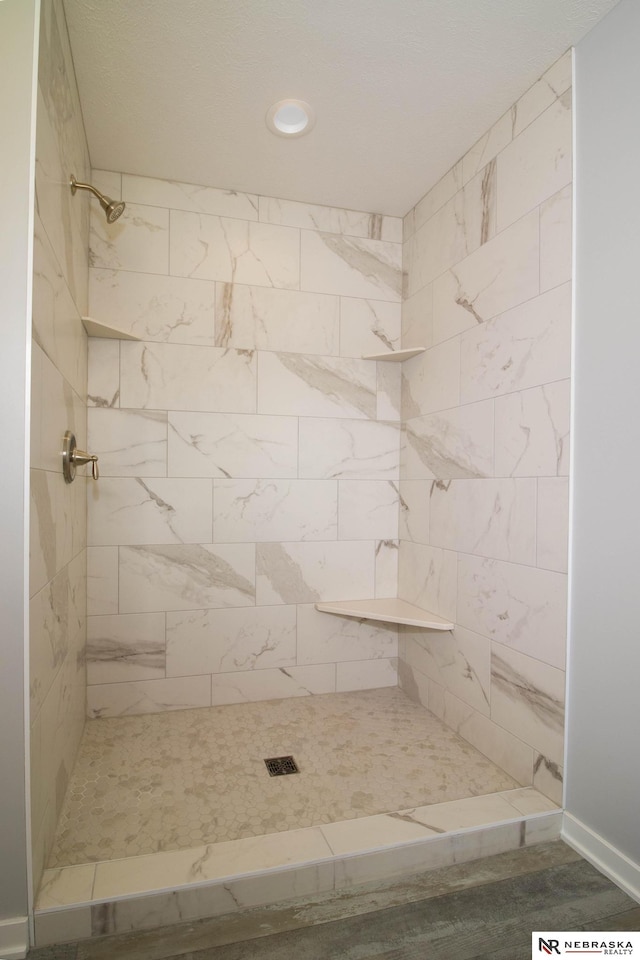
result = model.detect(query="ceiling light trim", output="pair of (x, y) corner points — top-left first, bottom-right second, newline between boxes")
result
(266, 99), (315, 138)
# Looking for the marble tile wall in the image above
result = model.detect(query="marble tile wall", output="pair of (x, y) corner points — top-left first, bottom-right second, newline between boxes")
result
(30, 0), (90, 891)
(86, 171), (403, 716)
(398, 50), (572, 805)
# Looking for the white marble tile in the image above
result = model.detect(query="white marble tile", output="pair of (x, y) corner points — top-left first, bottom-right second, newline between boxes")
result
(122, 174), (259, 220)
(497, 93), (572, 231)
(170, 211), (300, 288)
(210, 665), (336, 705)
(88, 408), (167, 477)
(87, 613), (166, 684)
(338, 480), (399, 540)
(299, 418), (400, 480)
(29, 571), (70, 716)
(544, 50), (572, 97)
(402, 626), (490, 716)
(405, 164), (497, 298)
(398, 794), (520, 836)
(87, 676), (211, 719)
(397, 541), (457, 623)
(296, 603), (397, 665)
(321, 812), (441, 856)
(452, 822), (522, 865)
(403, 207), (416, 242)
(88, 478), (213, 545)
(377, 362), (402, 422)
(460, 282), (571, 404)
(37, 864), (95, 909)
(457, 554), (567, 669)
(119, 543), (255, 613)
(93, 828), (333, 899)
(461, 111), (513, 185)
(440, 690), (534, 786)
(91, 170), (122, 199)
(166, 605), (297, 676)
(29, 469), (58, 597)
(375, 538), (399, 597)
(491, 644), (565, 765)
(511, 77), (558, 140)
(31, 343), (86, 472)
(301, 232), (402, 302)
(500, 787), (559, 816)
(215, 283), (339, 354)
(214, 479), (337, 542)
(88, 337), (120, 408)
(398, 480), (430, 545)
(494, 380), (570, 478)
(32, 213), (87, 400)
(120, 342), (256, 413)
(89, 269), (216, 344)
(401, 339), (460, 419)
(258, 352), (377, 419)
(537, 478), (569, 573)
(430, 479), (536, 564)
(226, 862), (336, 909)
(414, 162), (464, 231)
(432, 209), (540, 344)
(339, 298), (401, 357)
(34, 907), (92, 947)
(336, 657), (398, 692)
(168, 411), (298, 479)
(524, 811), (562, 845)
(540, 185), (572, 293)
(256, 541), (375, 605)
(533, 754), (564, 806)
(259, 196), (401, 241)
(334, 835), (455, 887)
(87, 546), (119, 615)
(402, 401), (494, 480)
(401, 284), (433, 351)
(90, 202), (169, 274)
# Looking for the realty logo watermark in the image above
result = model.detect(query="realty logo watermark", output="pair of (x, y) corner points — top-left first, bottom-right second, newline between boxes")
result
(533, 932), (639, 957)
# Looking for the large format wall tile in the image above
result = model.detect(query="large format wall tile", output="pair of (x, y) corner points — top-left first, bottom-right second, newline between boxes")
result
(299, 418), (400, 480)
(87, 613), (166, 684)
(119, 544), (256, 613)
(457, 554), (567, 669)
(398, 541), (457, 622)
(403, 402), (494, 480)
(170, 211), (300, 288)
(88, 478), (213, 545)
(301, 232), (402, 301)
(258, 352), (377, 419)
(494, 380), (570, 478)
(256, 542), (375, 605)
(120, 342), (257, 413)
(337, 481), (399, 540)
(210, 665), (336, 705)
(88, 408), (168, 477)
(213, 480), (337, 542)
(429, 479), (536, 564)
(259, 196), (401, 242)
(122, 174), (259, 220)
(90, 203), (169, 274)
(168, 411), (298, 479)
(88, 676), (211, 719)
(402, 626), (491, 717)
(215, 283), (339, 355)
(339, 298), (401, 358)
(89, 269), (216, 344)
(296, 604), (397, 665)
(401, 339), (460, 419)
(166, 606), (297, 676)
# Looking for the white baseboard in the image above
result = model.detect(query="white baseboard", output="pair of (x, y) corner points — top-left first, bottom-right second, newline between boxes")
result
(562, 811), (640, 904)
(0, 917), (29, 959)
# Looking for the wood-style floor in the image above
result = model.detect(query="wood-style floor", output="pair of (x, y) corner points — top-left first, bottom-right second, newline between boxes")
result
(30, 841), (639, 960)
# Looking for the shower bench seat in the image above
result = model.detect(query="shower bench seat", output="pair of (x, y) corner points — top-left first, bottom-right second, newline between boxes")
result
(314, 598), (453, 629)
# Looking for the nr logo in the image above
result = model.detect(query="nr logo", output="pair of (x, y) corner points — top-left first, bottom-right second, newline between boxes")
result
(539, 939), (561, 955)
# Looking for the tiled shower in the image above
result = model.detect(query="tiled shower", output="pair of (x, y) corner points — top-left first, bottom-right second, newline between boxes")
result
(29, 0), (571, 941)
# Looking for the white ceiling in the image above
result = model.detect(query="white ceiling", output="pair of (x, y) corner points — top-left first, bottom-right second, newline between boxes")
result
(63, 0), (619, 217)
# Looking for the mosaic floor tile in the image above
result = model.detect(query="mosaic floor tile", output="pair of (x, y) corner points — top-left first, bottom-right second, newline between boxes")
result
(49, 688), (518, 866)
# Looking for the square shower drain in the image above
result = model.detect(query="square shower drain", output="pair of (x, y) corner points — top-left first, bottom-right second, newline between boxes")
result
(264, 756), (300, 776)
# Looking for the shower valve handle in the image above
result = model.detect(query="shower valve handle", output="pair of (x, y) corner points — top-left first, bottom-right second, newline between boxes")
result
(62, 431), (99, 482)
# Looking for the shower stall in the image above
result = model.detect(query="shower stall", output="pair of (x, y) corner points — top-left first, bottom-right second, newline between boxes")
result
(29, 0), (570, 946)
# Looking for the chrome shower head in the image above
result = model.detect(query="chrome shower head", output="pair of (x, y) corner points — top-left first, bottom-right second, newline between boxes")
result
(70, 175), (126, 223)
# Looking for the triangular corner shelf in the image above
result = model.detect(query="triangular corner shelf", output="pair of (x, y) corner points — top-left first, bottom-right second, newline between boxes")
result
(315, 598), (453, 630)
(362, 347), (426, 362)
(82, 317), (141, 341)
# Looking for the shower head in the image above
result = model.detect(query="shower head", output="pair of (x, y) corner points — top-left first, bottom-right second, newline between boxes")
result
(70, 175), (126, 223)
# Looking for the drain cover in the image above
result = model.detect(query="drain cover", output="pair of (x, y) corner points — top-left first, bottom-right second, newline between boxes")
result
(264, 756), (299, 777)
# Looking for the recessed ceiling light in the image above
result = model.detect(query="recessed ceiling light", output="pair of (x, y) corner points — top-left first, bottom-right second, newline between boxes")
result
(266, 99), (315, 138)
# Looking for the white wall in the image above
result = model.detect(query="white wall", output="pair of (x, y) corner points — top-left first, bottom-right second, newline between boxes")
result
(566, 0), (640, 895)
(0, 0), (38, 949)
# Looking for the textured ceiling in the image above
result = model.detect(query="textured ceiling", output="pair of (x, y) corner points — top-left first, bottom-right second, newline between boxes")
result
(63, 0), (619, 216)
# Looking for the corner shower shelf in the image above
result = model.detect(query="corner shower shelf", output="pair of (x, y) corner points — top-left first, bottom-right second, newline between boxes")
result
(82, 316), (141, 341)
(315, 598), (453, 630)
(362, 347), (426, 362)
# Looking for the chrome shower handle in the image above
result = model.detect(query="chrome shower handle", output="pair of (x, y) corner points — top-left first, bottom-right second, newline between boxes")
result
(62, 431), (99, 483)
